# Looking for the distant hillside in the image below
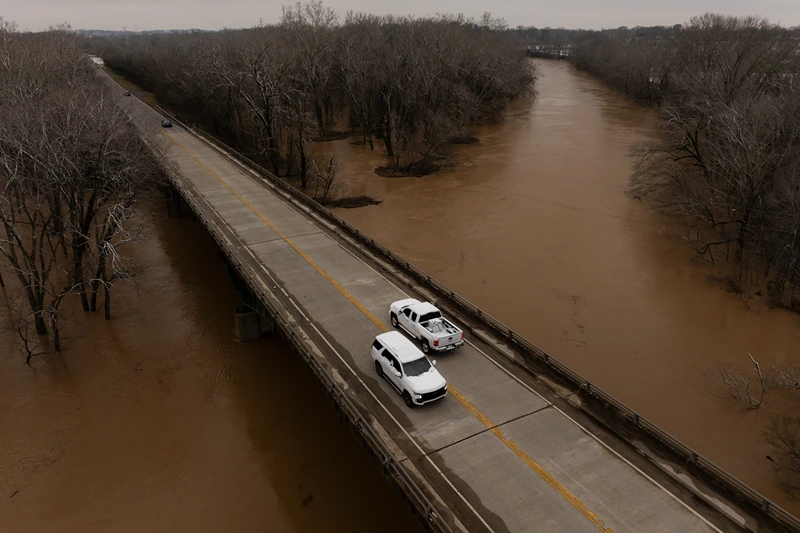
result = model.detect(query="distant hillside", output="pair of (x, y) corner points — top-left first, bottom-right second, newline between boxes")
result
(76, 29), (216, 37)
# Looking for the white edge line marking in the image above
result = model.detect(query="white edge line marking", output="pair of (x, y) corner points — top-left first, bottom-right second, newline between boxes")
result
(189, 128), (722, 533)
(288, 298), (309, 322)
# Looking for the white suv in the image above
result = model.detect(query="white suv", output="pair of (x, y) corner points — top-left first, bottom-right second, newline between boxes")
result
(371, 331), (448, 407)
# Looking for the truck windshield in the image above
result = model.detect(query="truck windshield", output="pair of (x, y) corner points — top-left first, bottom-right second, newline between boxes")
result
(418, 311), (442, 323)
(403, 357), (432, 377)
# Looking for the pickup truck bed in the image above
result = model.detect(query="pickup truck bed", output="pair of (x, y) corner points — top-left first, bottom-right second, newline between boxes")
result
(389, 299), (465, 353)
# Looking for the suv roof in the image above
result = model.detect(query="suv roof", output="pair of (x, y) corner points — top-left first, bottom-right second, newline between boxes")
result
(376, 331), (425, 363)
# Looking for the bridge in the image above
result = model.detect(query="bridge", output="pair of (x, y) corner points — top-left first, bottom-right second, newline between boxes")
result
(526, 44), (571, 59)
(113, 72), (800, 533)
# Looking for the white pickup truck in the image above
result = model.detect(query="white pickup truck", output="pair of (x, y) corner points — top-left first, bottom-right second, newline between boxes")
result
(389, 298), (465, 353)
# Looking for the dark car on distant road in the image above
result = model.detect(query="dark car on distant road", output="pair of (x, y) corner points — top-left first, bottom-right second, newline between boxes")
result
(160, 120), (172, 128)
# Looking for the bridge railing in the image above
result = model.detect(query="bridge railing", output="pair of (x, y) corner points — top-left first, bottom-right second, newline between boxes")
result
(156, 106), (800, 533)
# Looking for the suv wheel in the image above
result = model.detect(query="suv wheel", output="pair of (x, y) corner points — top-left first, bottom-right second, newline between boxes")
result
(390, 313), (399, 328)
(402, 391), (414, 408)
(374, 360), (383, 378)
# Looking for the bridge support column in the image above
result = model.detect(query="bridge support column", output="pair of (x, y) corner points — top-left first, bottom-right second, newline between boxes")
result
(165, 187), (190, 218)
(234, 307), (275, 342)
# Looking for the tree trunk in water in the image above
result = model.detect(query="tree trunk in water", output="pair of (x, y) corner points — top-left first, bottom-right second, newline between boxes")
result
(735, 211), (750, 266)
(266, 112), (281, 174)
(316, 104), (325, 137)
(90, 279), (99, 311)
(104, 281), (111, 320)
(89, 250), (105, 311)
(52, 311), (61, 351)
(383, 115), (394, 158)
(73, 244), (89, 312)
(21, 279), (47, 334)
(79, 286), (89, 311)
(299, 140), (307, 189)
(34, 313), (48, 335)
(285, 134), (294, 178)
(90, 254), (105, 312)
(268, 141), (280, 175)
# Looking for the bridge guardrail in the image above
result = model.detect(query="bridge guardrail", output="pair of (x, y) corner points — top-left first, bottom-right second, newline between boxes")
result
(156, 106), (800, 533)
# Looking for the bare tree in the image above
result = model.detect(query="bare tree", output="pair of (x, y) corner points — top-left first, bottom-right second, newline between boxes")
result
(771, 364), (800, 401)
(1, 289), (49, 364)
(282, 0), (338, 137)
(310, 153), (340, 204)
(207, 31), (293, 174)
(708, 353), (766, 409)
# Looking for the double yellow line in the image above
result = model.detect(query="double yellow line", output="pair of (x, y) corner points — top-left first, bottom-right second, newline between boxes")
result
(163, 130), (615, 533)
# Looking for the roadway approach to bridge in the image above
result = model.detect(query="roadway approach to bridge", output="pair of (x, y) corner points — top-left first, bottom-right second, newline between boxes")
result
(110, 71), (798, 533)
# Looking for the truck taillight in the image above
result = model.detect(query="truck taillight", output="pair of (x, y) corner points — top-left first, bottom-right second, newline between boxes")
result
(461, 333), (465, 339)
(433, 339), (439, 347)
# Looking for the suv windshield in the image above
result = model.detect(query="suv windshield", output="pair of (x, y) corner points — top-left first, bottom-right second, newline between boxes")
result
(418, 311), (442, 323)
(403, 357), (432, 377)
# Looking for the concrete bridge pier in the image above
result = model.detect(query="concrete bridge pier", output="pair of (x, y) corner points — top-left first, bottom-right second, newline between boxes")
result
(165, 187), (191, 218)
(234, 306), (275, 342)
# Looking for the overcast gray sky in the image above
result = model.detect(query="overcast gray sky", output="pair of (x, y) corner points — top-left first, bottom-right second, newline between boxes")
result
(1, 0), (798, 32)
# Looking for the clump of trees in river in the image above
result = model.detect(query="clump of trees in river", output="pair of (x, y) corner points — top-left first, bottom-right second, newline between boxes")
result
(0, 17), (163, 360)
(91, 3), (534, 181)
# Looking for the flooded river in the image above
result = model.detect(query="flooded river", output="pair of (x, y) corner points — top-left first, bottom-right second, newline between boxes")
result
(0, 212), (422, 532)
(3, 58), (799, 530)
(321, 59), (800, 513)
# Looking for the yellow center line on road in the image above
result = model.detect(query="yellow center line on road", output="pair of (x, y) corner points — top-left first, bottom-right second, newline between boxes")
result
(163, 129), (615, 533)
(448, 387), (615, 533)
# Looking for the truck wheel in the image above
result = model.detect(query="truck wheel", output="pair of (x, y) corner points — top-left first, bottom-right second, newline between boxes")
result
(375, 360), (383, 378)
(390, 313), (399, 328)
(422, 340), (430, 354)
(403, 391), (414, 408)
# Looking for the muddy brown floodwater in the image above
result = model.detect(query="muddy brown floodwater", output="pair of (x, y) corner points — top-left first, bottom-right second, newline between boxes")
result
(0, 211), (422, 532)
(319, 59), (800, 515)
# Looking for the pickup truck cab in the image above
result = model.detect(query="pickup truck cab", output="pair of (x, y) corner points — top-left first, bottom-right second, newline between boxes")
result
(389, 298), (465, 353)
(371, 331), (447, 407)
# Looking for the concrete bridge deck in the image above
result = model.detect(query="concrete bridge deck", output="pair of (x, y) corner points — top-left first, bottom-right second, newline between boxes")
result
(115, 78), (775, 533)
